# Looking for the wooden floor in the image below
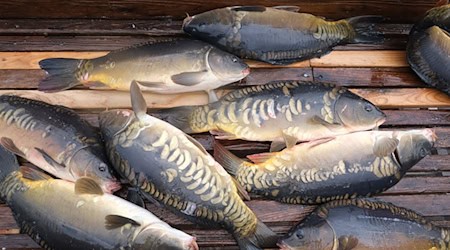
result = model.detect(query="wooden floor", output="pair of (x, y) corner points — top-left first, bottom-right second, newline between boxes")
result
(0, 1), (449, 249)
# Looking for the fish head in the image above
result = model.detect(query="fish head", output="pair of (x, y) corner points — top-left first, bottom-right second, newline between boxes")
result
(395, 129), (435, 170)
(183, 8), (233, 44)
(133, 223), (198, 250)
(208, 47), (250, 83)
(99, 110), (135, 140)
(334, 91), (386, 131)
(278, 213), (334, 250)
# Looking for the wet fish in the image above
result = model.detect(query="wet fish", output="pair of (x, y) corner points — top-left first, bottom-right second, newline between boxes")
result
(156, 81), (386, 151)
(183, 6), (383, 65)
(215, 129), (435, 204)
(99, 82), (277, 250)
(407, 4), (450, 95)
(39, 39), (250, 102)
(0, 149), (198, 250)
(0, 95), (119, 193)
(278, 198), (450, 250)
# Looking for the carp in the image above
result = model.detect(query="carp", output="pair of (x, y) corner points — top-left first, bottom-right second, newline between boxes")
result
(0, 95), (119, 193)
(39, 39), (249, 102)
(407, 3), (450, 95)
(0, 147), (198, 250)
(278, 198), (450, 250)
(156, 81), (386, 151)
(99, 82), (277, 249)
(183, 6), (383, 64)
(215, 129), (435, 204)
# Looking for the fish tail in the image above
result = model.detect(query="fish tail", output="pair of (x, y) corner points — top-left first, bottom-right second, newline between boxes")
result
(0, 145), (19, 184)
(213, 142), (244, 177)
(237, 219), (278, 249)
(152, 105), (207, 134)
(38, 58), (83, 92)
(346, 15), (385, 44)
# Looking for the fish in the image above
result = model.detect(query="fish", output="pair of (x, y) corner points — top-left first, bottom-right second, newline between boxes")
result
(99, 82), (278, 250)
(155, 81), (386, 152)
(0, 150), (198, 250)
(215, 129), (435, 204)
(407, 3), (450, 95)
(39, 39), (250, 102)
(278, 198), (450, 250)
(182, 6), (383, 65)
(0, 95), (119, 193)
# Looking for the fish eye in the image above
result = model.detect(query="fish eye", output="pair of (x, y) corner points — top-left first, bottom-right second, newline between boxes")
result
(99, 165), (106, 172)
(232, 57), (238, 63)
(364, 104), (373, 112)
(295, 231), (304, 239)
(419, 148), (427, 157)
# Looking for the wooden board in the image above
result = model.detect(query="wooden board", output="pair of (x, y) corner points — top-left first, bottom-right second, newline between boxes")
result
(0, 1), (449, 249)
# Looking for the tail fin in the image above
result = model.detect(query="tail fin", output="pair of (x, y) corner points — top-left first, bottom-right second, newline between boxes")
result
(0, 145), (19, 183)
(346, 15), (385, 44)
(237, 220), (278, 249)
(213, 142), (245, 176)
(151, 106), (198, 134)
(38, 58), (82, 92)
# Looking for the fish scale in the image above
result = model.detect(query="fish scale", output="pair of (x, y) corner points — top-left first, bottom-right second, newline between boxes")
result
(216, 129), (435, 205)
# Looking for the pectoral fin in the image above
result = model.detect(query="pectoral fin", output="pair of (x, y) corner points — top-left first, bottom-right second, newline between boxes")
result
(307, 137), (335, 149)
(34, 147), (66, 169)
(210, 130), (238, 140)
(105, 215), (141, 230)
(311, 116), (342, 131)
(273, 6), (300, 12)
(75, 177), (104, 195)
(0, 137), (25, 158)
(282, 132), (298, 149)
(134, 81), (166, 89)
(207, 90), (218, 103)
(126, 188), (146, 208)
(19, 166), (52, 181)
(374, 136), (399, 157)
(338, 235), (358, 250)
(84, 81), (110, 89)
(171, 71), (208, 86)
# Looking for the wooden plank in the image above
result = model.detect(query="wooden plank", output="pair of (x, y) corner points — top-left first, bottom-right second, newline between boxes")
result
(313, 67), (425, 87)
(383, 110), (450, 126)
(0, 1), (435, 23)
(384, 176), (450, 195)
(410, 155), (450, 172)
(0, 234), (40, 249)
(0, 19), (411, 36)
(310, 50), (408, 67)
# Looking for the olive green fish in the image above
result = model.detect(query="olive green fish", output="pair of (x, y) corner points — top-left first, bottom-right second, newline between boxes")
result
(278, 198), (450, 250)
(0, 95), (119, 193)
(407, 4), (450, 95)
(156, 81), (386, 151)
(99, 82), (277, 250)
(39, 39), (249, 102)
(183, 6), (383, 64)
(0, 148), (198, 250)
(215, 129), (435, 204)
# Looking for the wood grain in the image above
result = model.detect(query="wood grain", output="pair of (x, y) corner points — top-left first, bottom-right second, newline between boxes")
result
(0, 1), (435, 22)
(0, 50), (409, 69)
(310, 50), (408, 67)
(0, 88), (448, 109)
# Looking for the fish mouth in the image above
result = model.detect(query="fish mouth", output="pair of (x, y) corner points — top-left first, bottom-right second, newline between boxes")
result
(104, 181), (122, 193)
(277, 241), (292, 250)
(242, 67), (251, 76)
(423, 128), (437, 144)
(375, 115), (387, 127)
(187, 237), (199, 250)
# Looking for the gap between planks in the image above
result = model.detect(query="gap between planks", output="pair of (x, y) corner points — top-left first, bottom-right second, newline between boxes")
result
(0, 50), (410, 70)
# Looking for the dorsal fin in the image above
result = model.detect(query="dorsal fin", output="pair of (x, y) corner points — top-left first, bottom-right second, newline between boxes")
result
(130, 81), (148, 121)
(273, 6), (300, 12)
(230, 6), (266, 12)
(19, 166), (52, 181)
(74, 177), (104, 195)
(105, 215), (141, 230)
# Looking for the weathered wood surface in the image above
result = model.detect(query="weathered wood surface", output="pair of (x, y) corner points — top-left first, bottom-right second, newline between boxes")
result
(0, 1), (449, 249)
(0, 1), (437, 23)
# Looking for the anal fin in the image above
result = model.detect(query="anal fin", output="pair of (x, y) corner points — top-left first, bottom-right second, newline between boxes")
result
(1, 137), (26, 158)
(19, 166), (52, 181)
(105, 215), (141, 230)
(34, 147), (66, 169)
(75, 177), (104, 195)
